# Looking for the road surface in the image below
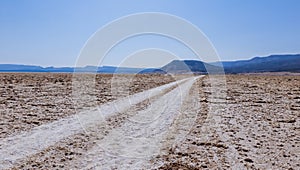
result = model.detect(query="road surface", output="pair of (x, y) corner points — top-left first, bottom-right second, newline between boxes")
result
(0, 76), (203, 169)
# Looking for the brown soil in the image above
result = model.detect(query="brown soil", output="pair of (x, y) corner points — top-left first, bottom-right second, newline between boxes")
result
(0, 73), (175, 138)
(1, 74), (299, 169)
(153, 75), (300, 169)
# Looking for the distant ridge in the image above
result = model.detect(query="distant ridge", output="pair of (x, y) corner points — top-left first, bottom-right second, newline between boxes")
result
(210, 54), (300, 73)
(0, 64), (158, 74)
(0, 64), (45, 72)
(0, 54), (299, 74)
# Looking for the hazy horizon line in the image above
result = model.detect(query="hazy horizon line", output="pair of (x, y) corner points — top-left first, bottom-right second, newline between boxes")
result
(0, 53), (299, 68)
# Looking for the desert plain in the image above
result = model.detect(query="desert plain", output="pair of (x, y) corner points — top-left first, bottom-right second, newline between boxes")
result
(0, 73), (299, 169)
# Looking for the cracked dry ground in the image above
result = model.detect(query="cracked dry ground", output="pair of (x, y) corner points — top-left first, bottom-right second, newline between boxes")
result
(0, 74), (299, 169)
(0, 73), (176, 139)
(152, 75), (299, 169)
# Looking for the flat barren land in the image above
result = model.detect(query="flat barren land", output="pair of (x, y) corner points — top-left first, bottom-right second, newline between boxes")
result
(0, 73), (175, 139)
(0, 73), (299, 169)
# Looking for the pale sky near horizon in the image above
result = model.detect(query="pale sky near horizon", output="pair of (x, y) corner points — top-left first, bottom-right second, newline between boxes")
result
(0, 0), (300, 67)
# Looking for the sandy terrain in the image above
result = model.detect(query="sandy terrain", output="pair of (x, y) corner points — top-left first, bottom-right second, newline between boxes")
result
(0, 73), (299, 169)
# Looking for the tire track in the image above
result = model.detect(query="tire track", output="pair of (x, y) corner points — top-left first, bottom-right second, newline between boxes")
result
(67, 76), (202, 169)
(9, 78), (183, 169)
(0, 77), (190, 169)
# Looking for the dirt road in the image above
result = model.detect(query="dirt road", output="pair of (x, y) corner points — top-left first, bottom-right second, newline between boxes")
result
(0, 76), (202, 169)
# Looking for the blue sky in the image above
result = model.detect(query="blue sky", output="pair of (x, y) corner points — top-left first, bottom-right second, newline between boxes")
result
(0, 0), (300, 67)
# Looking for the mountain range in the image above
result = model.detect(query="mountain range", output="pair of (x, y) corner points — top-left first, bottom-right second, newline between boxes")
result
(211, 54), (300, 73)
(1, 54), (299, 74)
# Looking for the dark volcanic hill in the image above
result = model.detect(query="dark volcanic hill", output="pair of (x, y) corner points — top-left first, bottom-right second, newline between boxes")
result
(161, 60), (222, 74)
